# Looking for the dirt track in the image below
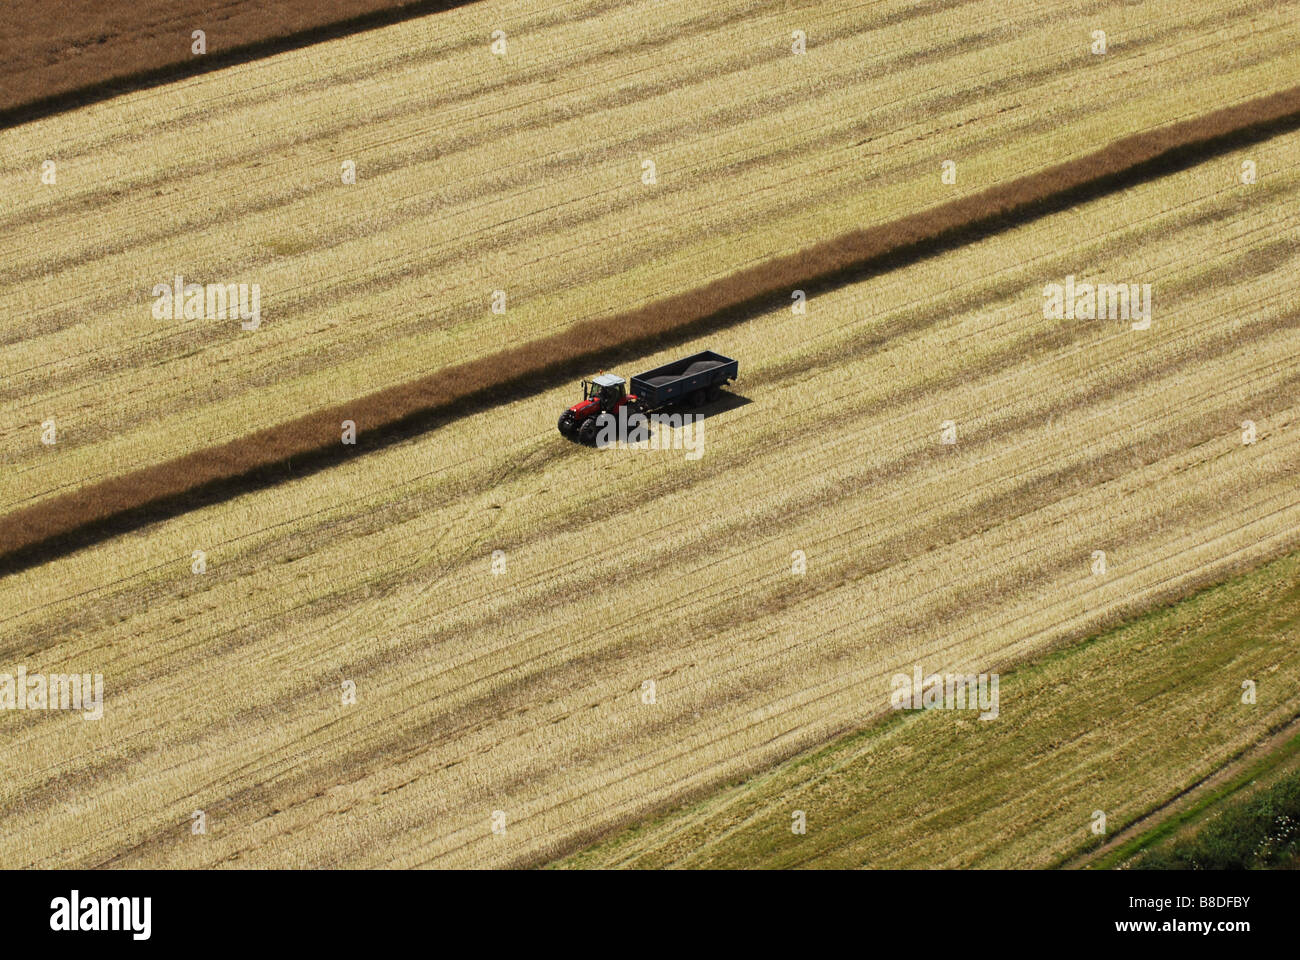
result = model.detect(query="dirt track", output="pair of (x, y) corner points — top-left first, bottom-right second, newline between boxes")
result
(0, 0), (478, 125)
(3, 83), (1300, 573)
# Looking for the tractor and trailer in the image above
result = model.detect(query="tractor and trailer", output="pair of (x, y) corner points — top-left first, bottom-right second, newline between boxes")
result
(557, 350), (739, 443)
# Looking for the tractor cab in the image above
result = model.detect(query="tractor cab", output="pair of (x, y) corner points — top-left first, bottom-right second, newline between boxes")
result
(583, 373), (626, 408)
(560, 372), (631, 441)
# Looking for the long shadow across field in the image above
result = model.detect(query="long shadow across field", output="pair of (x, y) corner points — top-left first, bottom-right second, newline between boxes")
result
(3, 87), (1300, 576)
(0, 0), (484, 128)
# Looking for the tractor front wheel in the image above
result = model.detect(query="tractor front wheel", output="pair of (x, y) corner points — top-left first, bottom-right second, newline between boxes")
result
(558, 411), (576, 436)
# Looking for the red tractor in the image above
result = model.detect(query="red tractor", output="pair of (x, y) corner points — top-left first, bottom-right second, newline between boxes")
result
(557, 373), (634, 443)
(558, 351), (739, 443)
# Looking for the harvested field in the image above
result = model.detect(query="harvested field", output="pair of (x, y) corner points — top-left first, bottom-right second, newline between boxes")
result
(4, 0), (1300, 561)
(560, 550), (1300, 869)
(2, 124), (1298, 868)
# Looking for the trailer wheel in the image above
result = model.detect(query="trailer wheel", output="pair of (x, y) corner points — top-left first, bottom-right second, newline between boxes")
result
(578, 417), (599, 444)
(706, 385), (721, 402)
(689, 390), (705, 408)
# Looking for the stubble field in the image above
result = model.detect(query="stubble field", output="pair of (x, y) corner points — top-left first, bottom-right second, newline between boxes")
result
(2, 111), (1298, 867)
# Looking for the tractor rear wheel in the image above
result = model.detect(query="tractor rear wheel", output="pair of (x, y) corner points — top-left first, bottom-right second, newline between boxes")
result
(578, 417), (599, 444)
